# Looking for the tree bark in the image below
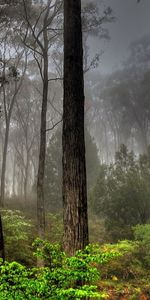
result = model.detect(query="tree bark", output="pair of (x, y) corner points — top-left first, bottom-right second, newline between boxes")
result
(63, 0), (89, 255)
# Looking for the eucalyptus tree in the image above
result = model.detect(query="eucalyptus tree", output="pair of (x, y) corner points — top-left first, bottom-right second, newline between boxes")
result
(63, 0), (89, 255)
(0, 33), (27, 206)
(11, 76), (40, 202)
(20, 0), (63, 239)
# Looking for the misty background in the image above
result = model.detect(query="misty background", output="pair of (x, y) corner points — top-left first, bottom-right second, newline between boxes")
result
(96, 0), (150, 74)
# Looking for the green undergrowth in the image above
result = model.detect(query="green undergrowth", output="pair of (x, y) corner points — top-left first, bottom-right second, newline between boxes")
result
(0, 241), (119, 300)
(1, 213), (150, 300)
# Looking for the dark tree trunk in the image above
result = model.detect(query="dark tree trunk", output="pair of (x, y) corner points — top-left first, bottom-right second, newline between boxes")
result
(63, 0), (89, 255)
(37, 49), (48, 239)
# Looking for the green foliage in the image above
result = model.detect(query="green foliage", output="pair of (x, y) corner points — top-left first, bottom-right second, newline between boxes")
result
(32, 239), (65, 268)
(1, 209), (34, 264)
(0, 242), (119, 299)
(90, 145), (150, 241)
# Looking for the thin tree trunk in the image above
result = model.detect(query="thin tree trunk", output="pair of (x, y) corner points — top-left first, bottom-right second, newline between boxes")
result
(0, 58), (26, 205)
(0, 119), (10, 206)
(24, 153), (29, 202)
(12, 154), (16, 196)
(63, 0), (89, 256)
(20, 162), (24, 199)
(0, 215), (5, 261)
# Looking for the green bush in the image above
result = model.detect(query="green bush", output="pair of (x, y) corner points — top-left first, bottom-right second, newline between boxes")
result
(0, 242), (118, 299)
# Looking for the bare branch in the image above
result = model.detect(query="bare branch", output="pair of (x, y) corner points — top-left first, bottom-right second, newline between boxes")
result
(48, 77), (63, 82)
(37, 0), (63, 40)
(33, 6), (48, 31)
(33, 52), (44, 81)
(46, 118), (62, 132)
(22, 0), (44, 52)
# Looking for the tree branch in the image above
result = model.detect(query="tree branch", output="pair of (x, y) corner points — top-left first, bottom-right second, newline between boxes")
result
(46, 118), (62, 132)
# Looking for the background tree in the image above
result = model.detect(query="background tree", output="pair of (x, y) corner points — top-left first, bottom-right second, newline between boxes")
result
(0, 34), (27, 206)
(86, 35), (150, 161)
(21, 0), (63, 239)
(90, 145), (150, 241)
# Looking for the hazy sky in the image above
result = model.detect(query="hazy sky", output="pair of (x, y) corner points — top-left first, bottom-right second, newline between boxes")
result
(93, 0), (150, 74)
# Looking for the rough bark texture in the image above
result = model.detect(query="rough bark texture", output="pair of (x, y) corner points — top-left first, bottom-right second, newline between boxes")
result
(63, 0), (89, 255)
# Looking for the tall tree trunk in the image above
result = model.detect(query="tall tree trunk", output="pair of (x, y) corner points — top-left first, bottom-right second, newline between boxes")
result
(63, 0), (89, 255)
(37, 50), (48, 239)
(0, 119), (10, 206)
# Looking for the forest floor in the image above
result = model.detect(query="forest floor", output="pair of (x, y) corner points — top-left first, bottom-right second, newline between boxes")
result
(98, 279), (150, 299)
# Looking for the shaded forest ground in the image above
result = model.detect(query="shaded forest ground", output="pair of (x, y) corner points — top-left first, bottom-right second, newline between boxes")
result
(1, 201), (150, 300)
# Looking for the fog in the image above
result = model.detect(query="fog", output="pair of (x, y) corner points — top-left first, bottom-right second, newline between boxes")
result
(97, 0), (150, 73)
